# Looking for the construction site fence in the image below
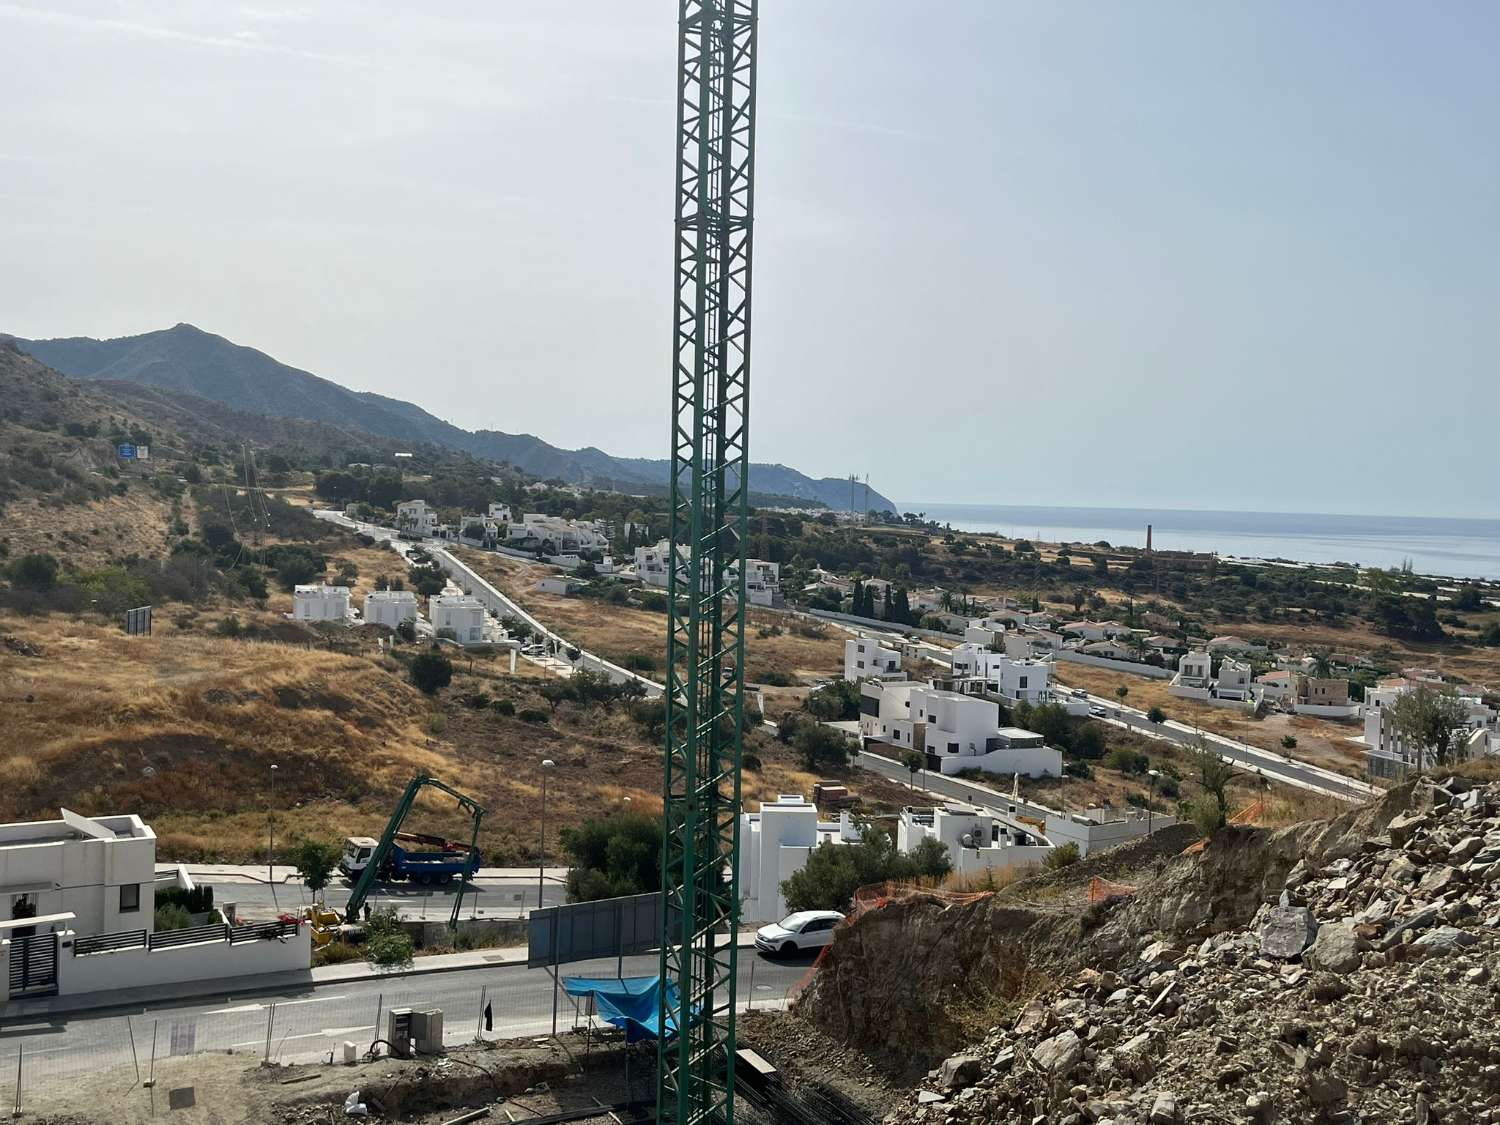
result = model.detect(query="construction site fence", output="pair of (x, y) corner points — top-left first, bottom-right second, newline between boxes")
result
(0, 959), (799, 1117)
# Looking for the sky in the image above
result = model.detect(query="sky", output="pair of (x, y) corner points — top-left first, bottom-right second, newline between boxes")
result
(1, 2), (1497, 518)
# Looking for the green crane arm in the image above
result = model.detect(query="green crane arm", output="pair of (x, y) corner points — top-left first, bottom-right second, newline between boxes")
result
(343, 772), (487, 927)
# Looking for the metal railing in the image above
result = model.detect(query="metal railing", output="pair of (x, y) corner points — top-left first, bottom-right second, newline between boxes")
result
(73, 930), (147, 957)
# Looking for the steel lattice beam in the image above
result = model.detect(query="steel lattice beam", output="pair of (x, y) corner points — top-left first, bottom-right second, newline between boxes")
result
(658, 2), (757, 1123)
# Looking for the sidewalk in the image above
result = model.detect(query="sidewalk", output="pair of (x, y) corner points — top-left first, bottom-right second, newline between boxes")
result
(162, 864), (572, 886)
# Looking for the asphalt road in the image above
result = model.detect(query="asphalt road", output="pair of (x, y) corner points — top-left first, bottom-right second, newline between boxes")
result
(0, 949), (811, 1095)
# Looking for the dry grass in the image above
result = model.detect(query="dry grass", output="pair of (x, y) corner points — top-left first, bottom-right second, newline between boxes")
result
(1, 490), (186, 567)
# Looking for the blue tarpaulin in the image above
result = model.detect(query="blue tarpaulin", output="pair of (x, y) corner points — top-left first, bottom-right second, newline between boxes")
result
(561, 975), (685, 1042)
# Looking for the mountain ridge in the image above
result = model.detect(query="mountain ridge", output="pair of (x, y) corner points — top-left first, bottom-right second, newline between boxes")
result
(5, 324), (897, 511)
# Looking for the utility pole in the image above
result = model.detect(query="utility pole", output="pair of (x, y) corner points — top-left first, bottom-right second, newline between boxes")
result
(659, 3), (757, 1123)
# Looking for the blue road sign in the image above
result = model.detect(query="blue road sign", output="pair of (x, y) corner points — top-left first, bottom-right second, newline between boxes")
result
(117, 443), (136, 459)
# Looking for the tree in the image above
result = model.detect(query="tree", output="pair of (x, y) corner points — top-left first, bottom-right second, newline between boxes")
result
(363, 905), (413, 970)
(804, 680), (861, 722)
(794, 723), (850, 773)
(1189, 737), (1235, 832)
(1387, 684), (1472, 771)
(9, 553), (60, 591)
(395, 619), (417, 643)
(1310, 649), (1335, 679)
(560, 813), (662, 902)
(1115, 685), (1130, 704)
(1453, 584), (1484, 612)
(901, 749), (925, 789)
(781, 826), (951, 914)
(1146, 705), (1167, 726)
(292, 839), (343, 901)
(409, 646), (454, 695)
(463, 521), (487, 542)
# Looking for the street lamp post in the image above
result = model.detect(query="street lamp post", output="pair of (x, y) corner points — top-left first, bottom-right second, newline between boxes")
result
(1147, 768), (1160, 836)
(268, 763), (279, 906)
(538, 759), (556, 910)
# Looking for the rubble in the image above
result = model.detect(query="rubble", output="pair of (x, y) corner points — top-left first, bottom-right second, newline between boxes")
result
(882, 777), (1500, 1123)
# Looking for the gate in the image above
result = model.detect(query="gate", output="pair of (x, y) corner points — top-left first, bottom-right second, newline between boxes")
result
(8, 933), (59, 996)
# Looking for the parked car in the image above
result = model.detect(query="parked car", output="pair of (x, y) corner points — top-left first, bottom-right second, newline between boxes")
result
(754, 910), (844, 955)
(521, 644), (546, 656)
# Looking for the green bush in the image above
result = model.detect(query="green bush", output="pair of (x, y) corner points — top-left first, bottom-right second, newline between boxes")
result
(1105, 747), (1150, 774)
(491, 698), (516, 717)
(1043, 842), (1081, 870)
(363, 906), (413, 970)
(759, 670), (794, 687)
(410, 646), (454, 695)
(781, 827), (950, 914)
(154, 903), (194, 932)
(518, 708), (549, 724)
(156, 885), (214, 914)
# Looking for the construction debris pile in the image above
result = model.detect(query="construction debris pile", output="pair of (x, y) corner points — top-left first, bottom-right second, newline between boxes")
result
(889, 776), (1500, 1124)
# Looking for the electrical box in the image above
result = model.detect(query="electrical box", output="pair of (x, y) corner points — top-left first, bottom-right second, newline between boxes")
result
(386, 1008), (414, 1058)
(411, 1008), (444, 1055)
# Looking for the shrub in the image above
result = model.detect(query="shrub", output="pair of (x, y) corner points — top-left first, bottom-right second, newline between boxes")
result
(561, 813), (663, 902)
(466, 691), (491, 710)
(518, 708), (549, 724)
(759, 670), (794, 688)
(153, 903), (194, 932)
(781, 827), (950, 913)
(1281, 735), (1298, 750)
(9, 553), (59, 591)
(1042, 842), (1081, 870)
(214, 615), (243, 637)
(1146, 706), (1168, 725)
(794, 723), (850, 773)
(410, 646), (454, 694)
(395, 619), (416, 643)
(1105, 747), (1150, 774)
(428, 713), (448, 734)
(491, 698), (516, 717)
(363, 906), (413, 970)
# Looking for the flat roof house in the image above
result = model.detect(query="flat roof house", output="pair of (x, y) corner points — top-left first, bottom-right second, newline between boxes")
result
(364, 590), (418, 629)
(0, 810), (156, 938)
(429, 594), (488, 645)
(292, 584), (351, 622)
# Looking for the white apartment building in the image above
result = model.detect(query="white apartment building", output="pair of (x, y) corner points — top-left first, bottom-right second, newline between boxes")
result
(292, 584), (350, 622)
(858, 682), (1062, 778)
(396, 499), (439, 537)
(896, 803), (1053, 876)
(948, 644), (1052, 705)
(1360, 680), (1499, 778)
(737, 795), (857, 924)
(428, 594), (488, 645)
(488, 502), (513, 524)
(844, 637), (903, 682)
(363, 590), (418, 629)
(0, 811), (156, 937)
(732, 559), (782, 607)
(634, 540), (674, 588)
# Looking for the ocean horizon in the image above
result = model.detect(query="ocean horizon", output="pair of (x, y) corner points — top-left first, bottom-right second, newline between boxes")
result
(898, 503), (1500, 582)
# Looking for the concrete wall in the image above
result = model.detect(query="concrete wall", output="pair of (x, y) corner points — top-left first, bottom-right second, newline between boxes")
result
(54, 925), (311, 997)
(1055, 650), (1174, 679)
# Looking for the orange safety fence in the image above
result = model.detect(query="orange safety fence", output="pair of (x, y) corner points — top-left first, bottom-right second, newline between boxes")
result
(1088, 876), (1139, 903)
(786, 881), (996, 1003)
(1181, 798), (1267, 855)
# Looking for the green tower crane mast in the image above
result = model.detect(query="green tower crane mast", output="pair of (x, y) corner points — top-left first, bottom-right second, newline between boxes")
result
(657, 2), (758, 1123)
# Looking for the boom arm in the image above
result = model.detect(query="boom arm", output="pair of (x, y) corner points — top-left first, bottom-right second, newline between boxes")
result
(344, 773), (487, 928)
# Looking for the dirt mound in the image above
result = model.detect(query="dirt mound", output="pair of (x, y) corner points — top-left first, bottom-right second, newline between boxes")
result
(859, 775), (1500, 1122)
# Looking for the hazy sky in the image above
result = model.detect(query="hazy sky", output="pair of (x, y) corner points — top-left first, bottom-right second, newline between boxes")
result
(2, 2), (1496, 517)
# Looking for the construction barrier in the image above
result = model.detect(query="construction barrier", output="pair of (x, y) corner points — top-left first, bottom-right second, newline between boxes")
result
(1087, 877), (1139, 903)
(1181, 799), (1266, 855)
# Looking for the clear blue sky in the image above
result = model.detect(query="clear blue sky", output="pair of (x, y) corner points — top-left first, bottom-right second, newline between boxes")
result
(1, 2), (1495, 517)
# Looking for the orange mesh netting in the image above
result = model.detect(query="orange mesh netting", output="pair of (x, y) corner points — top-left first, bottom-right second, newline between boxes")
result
(1088, 876), (1138, 903)
(1181, 799), (1267, 854)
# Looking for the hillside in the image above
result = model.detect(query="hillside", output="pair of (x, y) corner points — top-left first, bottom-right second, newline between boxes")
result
(7, 324), (897, 510)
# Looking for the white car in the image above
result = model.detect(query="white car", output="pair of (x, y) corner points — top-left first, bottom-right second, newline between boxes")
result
(754, 910), (844, 955)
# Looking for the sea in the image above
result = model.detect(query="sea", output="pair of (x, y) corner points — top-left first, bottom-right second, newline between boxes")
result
(898, 504), (1500, 582)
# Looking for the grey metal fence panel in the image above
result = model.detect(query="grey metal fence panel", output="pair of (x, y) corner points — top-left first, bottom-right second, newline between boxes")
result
(527, 892), (664, 969)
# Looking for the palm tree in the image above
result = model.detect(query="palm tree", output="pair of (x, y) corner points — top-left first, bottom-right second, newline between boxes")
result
(1311, 649), (1334, 679)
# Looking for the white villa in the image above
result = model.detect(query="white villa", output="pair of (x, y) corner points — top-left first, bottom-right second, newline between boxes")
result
(507, 515), (608, 555)
(396, 499), (439, 537)
(844, 637), (903, 682)
(428, 594), (489, 645)
(736, 795), (858, 924)
(0, 811), (156, 938)
(896, 802), (1053, 876)
(858, 681), (1062, 778)
(947, 643), (1052, 705)
(1359, 679), (1499, 778)
(363, 590), (418, 629)
(292, 584), (351, 622)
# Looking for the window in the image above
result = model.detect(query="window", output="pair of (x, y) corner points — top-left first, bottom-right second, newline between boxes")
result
(119, 883), (141, 913)
(1019, 676), (1028, 689)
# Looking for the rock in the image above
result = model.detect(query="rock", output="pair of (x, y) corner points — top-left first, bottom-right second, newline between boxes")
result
(1149, 1091), (1179, 1123)
(1140, 940), (1182, 965)
(1305, 1073), (1348, 1107)
(1382, 903), (1442, 949)
(991, 1046), (1015, 1072)
(938, 1053), (982, 1091)
(1033, 1030), (1084, 1075)
(916, 1090), (946, 1104)
(1244, 1091), (1273, 1123)
(1389, 811), (1431, 846)
(1412, 926), (1478, 954)
(1308, 920), (1364, 973)
(1258, 903), (1318, 959)
(1450, 836), (1485, 863)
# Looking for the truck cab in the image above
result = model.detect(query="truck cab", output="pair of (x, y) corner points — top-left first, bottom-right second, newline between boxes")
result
(339, 836), (379, 879)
